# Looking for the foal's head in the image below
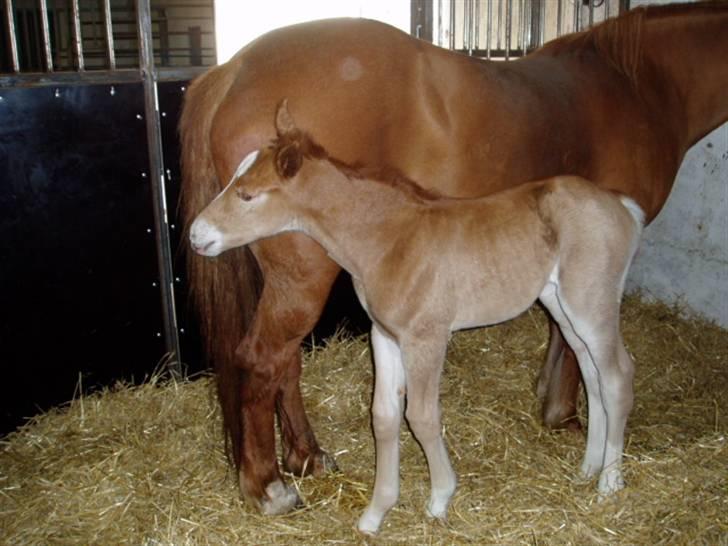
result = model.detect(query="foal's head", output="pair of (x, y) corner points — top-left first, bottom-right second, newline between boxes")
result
(189, 100), (329, 256)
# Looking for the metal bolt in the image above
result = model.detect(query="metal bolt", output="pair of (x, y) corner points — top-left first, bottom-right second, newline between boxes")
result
(180, 328), (185, 334)
(136, 113), (143, 120)
(181, 86), (187, 92)
(152, 282), (157, 287)
(175, 277), (181, 282)
(54, 88), (60, 98)
(156, 332), (162, 338)
(161, 111), (167, 117)
(146, 228), (152, 234)
(141, 172), (148, 179)
(110, 86), (116, 96)
(170, 224), (176, 230)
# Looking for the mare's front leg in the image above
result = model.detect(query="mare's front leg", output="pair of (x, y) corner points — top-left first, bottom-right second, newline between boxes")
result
(358, 324), (406, 535)
(537, 319), (583, 431)
(237, 233), (341, 514)
(401, 331), (457, 520)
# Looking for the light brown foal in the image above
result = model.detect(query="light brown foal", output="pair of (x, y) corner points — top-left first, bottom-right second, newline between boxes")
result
(190, 103), (644, 533)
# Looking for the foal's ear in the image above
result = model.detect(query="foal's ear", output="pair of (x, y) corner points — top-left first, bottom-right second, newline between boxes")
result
(275, 99), (297, 136)
(276, 143), (303, 179)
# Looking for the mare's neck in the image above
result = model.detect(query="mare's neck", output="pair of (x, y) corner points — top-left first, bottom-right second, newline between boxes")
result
(639, 5), (728, 148)
(291, 161), (424, 279)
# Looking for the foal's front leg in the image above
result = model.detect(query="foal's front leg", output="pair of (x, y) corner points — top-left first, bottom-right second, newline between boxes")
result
(358, 324), (406, 535)
(401, 333), (457, 520)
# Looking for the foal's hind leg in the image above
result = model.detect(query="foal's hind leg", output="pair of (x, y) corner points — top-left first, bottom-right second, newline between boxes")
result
(540, 278), (634, 493)
(537, 320), (583, 431)
(237, 234), (341, 514)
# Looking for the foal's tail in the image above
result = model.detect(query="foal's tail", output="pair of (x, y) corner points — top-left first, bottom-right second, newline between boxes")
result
(180, 62), (262, 469)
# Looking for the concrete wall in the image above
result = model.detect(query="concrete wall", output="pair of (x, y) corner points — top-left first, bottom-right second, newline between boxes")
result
(624, 0), (728, 327)
(626, 126), (728, 326)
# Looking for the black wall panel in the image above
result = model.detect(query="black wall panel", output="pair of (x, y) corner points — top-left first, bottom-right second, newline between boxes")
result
(0, 83), (166, 434)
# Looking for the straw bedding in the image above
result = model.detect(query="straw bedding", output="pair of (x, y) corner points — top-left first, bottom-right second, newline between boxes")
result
(1, 295), (726, 545)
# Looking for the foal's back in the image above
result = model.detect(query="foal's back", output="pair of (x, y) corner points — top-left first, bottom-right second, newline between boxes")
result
(370, 175), (638, 332)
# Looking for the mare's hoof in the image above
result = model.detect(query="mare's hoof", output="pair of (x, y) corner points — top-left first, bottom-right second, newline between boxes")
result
(285, 449), (339, 477)
(259, 480), (302, 516)
(544, 413), (583, 433)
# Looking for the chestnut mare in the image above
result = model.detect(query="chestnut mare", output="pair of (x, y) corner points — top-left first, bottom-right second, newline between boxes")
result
(180, 3), (728, 514)
(190, 101), (644, 532)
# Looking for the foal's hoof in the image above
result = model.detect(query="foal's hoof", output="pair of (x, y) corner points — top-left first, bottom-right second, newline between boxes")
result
(284, 449), (339, 477)
(259, 480), (302, 516)
(597, 469), (625, 499)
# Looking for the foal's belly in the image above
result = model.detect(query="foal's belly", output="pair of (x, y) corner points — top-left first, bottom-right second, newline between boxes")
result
(450, 272), (548, 331)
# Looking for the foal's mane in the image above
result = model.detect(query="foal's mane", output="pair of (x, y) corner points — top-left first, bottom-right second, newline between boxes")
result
(540, 2), (725, 86)
(271, 129), (442, 202)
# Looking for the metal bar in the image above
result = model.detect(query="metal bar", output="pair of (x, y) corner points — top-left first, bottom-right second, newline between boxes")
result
(136, 0), (183, 378)
(0, 66), (207, 88)
(70, 0), (84, 71)
(449, 0), (455, 50)
(505, 0), (512, 60)
(463, 0), (469, 54)
(589, 0), (595, 28)
(38, 0), (53, 71)
(437, 0), (442, 47)
(521, 0), (527, 56)
(574, 0), (580, 32)
(102, 0), (116, 70)
(539, 0), (545, 47)
(473, 0), (479, 52)
(557, 0), (562, 37)
(4, 0), (20, 72)
(486, 0), (492, 59)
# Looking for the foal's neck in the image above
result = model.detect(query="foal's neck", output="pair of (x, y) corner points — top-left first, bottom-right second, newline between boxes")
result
(293, 161), (427, 278)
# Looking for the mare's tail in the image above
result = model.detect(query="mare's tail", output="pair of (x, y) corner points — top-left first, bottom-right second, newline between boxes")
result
(179, 62), (262, 469)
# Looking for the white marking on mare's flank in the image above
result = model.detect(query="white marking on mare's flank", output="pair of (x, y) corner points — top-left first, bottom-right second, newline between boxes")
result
(212, 149), (260, 203)
(340, 56), (364, 81)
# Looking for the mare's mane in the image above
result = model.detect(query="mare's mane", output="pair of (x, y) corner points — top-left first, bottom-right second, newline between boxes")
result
(271, 129), (442, 202)
(539, 2), (725, 86)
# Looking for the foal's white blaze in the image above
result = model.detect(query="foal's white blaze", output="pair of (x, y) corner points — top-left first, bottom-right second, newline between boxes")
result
(190, 149), (262, 256)
(212, 149), (260, 203)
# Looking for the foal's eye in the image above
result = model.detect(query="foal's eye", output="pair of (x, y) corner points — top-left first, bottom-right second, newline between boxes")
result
(236, 189), (253, 201)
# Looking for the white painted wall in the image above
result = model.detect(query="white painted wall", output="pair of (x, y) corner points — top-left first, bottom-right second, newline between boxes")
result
(214, 0), (410, 64)
(624, 0), (728, 326)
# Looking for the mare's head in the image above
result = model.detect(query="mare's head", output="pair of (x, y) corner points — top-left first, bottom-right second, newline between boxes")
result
(190, 100), (326, 256)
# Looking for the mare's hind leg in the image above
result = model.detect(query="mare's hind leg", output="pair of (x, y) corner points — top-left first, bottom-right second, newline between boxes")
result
(539, 278), (634, 494)
(537, 321), (583, 431)
(277, 350), (338, 477)
(237, 233), (341, 514)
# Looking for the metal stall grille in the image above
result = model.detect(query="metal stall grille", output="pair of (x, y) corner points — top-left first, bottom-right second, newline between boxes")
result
(1, 1), (215, 378)
(430, 0), (627, 59)
(1, 0), (215, 75)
